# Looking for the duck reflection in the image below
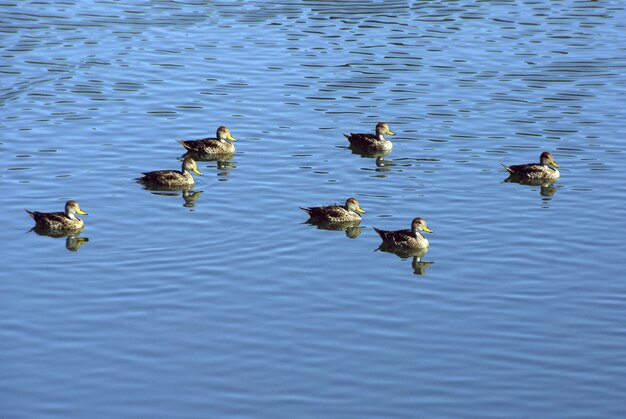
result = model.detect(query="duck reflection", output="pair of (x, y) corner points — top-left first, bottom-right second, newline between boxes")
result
(376, 243), (434, 276)
(182, 151), (237, 178)
(181, 189), (203, 207)
(29, 227), (90, 252)
(140, 184), (204, 208)
(503, 175), (557, 198)
(349, 145), (391, 159)
(304, 219), (362, 239)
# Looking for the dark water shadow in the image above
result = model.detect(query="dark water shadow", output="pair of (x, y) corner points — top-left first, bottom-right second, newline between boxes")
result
(503, 175), (558, 199)
(347, 144), (392, 160)
(303, 219), (362, 239)
(376, 243), (434, 276)
(29, 227), (90, 252)
(339, 145), (396, 174)
(140, 184), (204, 208)
(181, 151), (237, 179)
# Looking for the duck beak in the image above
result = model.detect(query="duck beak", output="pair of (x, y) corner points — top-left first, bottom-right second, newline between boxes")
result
(193, 167), (203, 176)
(386, 128), (395, 135)
(77, 208), (88, 215)
(423, 226), (433, 233)
(227, 134), (237, 142)
(356, 206), (366, 214)
(551, 159), (559, 168)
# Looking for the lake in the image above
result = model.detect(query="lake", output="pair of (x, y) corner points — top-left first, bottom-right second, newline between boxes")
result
(1, 1), (626, 417)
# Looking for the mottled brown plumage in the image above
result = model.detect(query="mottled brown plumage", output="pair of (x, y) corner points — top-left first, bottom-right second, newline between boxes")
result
(344, 122), (395, 152)
(177, 126), (236, 156)
(374, 217), (433, 250)
(501, 151), (560, 181)
(137, 157), (202, 188)
(25, 200), (87, 231)
(301, 197), (365, 223)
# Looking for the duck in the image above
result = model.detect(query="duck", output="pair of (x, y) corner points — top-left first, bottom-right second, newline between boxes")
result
(301, 197), (366, 223)
(137, 157), (202, 188)
(500, 151), (560, 181)
(177, 126), (237, 156)
(344, 122), (395, 152)
(25, 200), (87, 231)
(374, 217), (433, 249)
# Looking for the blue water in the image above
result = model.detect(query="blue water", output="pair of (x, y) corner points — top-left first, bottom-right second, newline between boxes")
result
(2, 1), (626, 417)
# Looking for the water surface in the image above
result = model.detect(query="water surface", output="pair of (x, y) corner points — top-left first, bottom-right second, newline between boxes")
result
(1, 1), (626, 417)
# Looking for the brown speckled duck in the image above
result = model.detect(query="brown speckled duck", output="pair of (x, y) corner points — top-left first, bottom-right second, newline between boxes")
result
(374, 217), (433, 250)
(26, 200), (87, 231)
(137, 157), (202, 188)
(301, 197), (366, 223)
(177, 126), (237, 156)
(344, 122), (395, 152)
(500, 151), (560, 181)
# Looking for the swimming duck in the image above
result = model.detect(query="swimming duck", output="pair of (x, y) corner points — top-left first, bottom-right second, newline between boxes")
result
(177, 126), (237, 156)
(137, 157), (202, 187)
(344, 122), (395, 152)
(500, 151), (560, 181)
(374, 217), (433, 249)
(26, 200), (87, 231)
(301, 197), (366, 223)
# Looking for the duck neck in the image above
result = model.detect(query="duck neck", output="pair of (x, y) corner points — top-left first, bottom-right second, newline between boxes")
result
(376, 133), (386, 141)
(66, 211), (77, 220)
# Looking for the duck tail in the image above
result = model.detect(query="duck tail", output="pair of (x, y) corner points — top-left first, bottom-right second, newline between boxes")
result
(25, 209), (35, 218)
(300, 207), (312, 215)
(500, 163), (513, 173)
(177, 139), (192, 150)
(343, 133), (351, 139)
(373, 227), (384, 238)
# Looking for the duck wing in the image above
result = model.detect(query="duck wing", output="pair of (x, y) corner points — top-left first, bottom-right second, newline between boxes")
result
(177, 138), (217, 151)
(139, 170), (183, 183)
(374, 228), (414, 246)
(301, 205), (346, 219)
(344, 133), (376, 143)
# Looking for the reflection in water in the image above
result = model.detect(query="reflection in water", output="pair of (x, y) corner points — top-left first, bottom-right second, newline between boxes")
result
(216, 160), (237, 178)
(376, 243), (434, 276)
(29, 227), (90, 252)
(182, 150), (235, 163)
(141, 185), (204, 208)
(182, 152), (237, 179)
(503, 175), (558, 199)
(64, 236), (90, 252)
(374, 155), (395, 173)
(304, 220), (362, 239)
(348, 145), (391, 160)
(345, 146), (395, 174)
(182, 190), (203, 208)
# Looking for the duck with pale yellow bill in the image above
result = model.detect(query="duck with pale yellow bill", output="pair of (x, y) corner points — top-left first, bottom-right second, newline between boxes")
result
(137, 157), (202, 188)
(500, 151), (560, 181)
(177, 126), (237, 157)
(25, 200), (88, 232)
(301, 197), (366, 223)
(374, 217), (433, 250)
(344, 122), (395, 153)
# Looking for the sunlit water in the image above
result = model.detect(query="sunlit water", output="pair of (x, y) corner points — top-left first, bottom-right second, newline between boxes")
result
(1, 1), (626, 417)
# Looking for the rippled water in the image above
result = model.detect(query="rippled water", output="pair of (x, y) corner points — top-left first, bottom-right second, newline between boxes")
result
(2, 1), (626, 417)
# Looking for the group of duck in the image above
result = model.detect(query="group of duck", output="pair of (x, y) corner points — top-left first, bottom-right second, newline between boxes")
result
(26, 122), (561, 254)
